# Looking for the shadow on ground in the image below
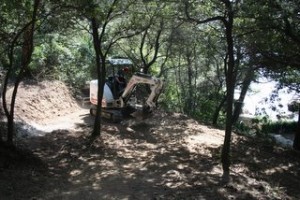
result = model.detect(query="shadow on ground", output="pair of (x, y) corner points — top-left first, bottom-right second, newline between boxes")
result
(1, 112), (300, 200)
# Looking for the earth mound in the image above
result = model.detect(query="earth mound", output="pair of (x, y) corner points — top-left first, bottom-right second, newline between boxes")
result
(6, 80), (81, 124)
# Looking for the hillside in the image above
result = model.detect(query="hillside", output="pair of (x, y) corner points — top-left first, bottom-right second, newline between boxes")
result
(1, 81), (300, 200)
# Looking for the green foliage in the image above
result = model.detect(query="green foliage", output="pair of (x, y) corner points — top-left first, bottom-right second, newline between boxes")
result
(0, 0), (38, 73)
(29, 31), (94, 89)
(159, 81), (182, 112)
(235, 115), (297, 139)
(261, 121), (298, 135)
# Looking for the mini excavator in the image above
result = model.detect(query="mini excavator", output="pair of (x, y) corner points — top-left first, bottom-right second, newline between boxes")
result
(89, 58), (163, 122)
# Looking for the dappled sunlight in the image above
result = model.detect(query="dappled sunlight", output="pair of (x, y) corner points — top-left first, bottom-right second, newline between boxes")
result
(70, 169), (83, 176)
(24, 117), (227, 199)
(2, 108), (300, 199)
(229, 137), (300, 199)
(184, 134), (223, 151)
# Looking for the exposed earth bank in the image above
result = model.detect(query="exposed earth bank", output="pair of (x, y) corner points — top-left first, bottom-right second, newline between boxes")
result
(1, 81), (300, 200)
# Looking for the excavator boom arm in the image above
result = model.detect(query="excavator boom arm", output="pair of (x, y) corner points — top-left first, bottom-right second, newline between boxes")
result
(121, 73), (163, 110)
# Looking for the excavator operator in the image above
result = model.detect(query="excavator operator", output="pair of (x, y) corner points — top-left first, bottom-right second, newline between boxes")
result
(115, 67), (130, 95)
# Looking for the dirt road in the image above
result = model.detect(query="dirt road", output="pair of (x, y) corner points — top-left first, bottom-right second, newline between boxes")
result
(1, 81), (299, 200)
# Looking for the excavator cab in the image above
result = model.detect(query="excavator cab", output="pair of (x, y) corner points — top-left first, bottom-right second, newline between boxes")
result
(105, 59), (131, 99)
(112, 67), (130, 99)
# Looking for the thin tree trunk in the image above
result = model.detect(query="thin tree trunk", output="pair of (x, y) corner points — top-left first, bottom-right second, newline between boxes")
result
(174, 58), (183, 112)
(91, 17), (104, 138)
(185, 54), (193, 115)
(212, 94), (226, 125)
(232, 69), (254, 124)
(184, 0), (237, 183)
(4, 0), (40, 145)
(178, 55), (186, 112)
(89, 1), (118, 139)
(221, 0), (235, 183)
(140, 21), (163, 74)
(293, 106), (300, 150)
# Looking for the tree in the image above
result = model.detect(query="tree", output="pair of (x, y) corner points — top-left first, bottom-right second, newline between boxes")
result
(82, 0), (145, 138)
(118, 1), (175, 75)
(294, 107), (300, 150)
(1, 0), (40, 145)
(183, 0), (239, 182)
(90, 17), (105, 138)
(85, 0), (121, 138)
(288, 99), (300, 150)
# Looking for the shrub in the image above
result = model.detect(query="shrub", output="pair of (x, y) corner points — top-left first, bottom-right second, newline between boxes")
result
(261, 121), (297, 134)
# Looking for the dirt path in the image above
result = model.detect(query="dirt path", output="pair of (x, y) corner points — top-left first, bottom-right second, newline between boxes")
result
(1, 81), (300, 200)
(24, 108), (92, 134)
(1, 110), (298, 200)
(15, 111), (230, 200)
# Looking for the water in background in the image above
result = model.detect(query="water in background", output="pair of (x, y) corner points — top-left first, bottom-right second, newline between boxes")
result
(235, 77), (299, 148)
(236, 77), (299, 122)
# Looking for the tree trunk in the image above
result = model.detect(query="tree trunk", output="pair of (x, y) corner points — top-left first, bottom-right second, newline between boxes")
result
(185, 54), (193, 115)
(232, 69), (254, 124)
(293, 106), (300, 150)
(89, 1), (118, 139)
(140, 21), (163, 74)
(91, 17), (105, 138)
(184, 0), (237, 183)
(221, 0), (235, 183)
(3, 0), (40, 145)
(212, 94), (226, 125)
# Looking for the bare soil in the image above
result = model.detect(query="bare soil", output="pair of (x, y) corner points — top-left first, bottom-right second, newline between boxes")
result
(1, 81), (300, 200)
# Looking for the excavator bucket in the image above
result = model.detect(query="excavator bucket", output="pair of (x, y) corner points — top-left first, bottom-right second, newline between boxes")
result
(130, 106), (153, 120)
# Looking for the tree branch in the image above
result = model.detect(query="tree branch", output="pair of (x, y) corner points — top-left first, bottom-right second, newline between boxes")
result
(183, 1), (226, 25)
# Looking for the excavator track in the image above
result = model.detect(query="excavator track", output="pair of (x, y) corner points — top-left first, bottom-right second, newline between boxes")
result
(90, 106), (123, 123)
(89, 105), (152, 123)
